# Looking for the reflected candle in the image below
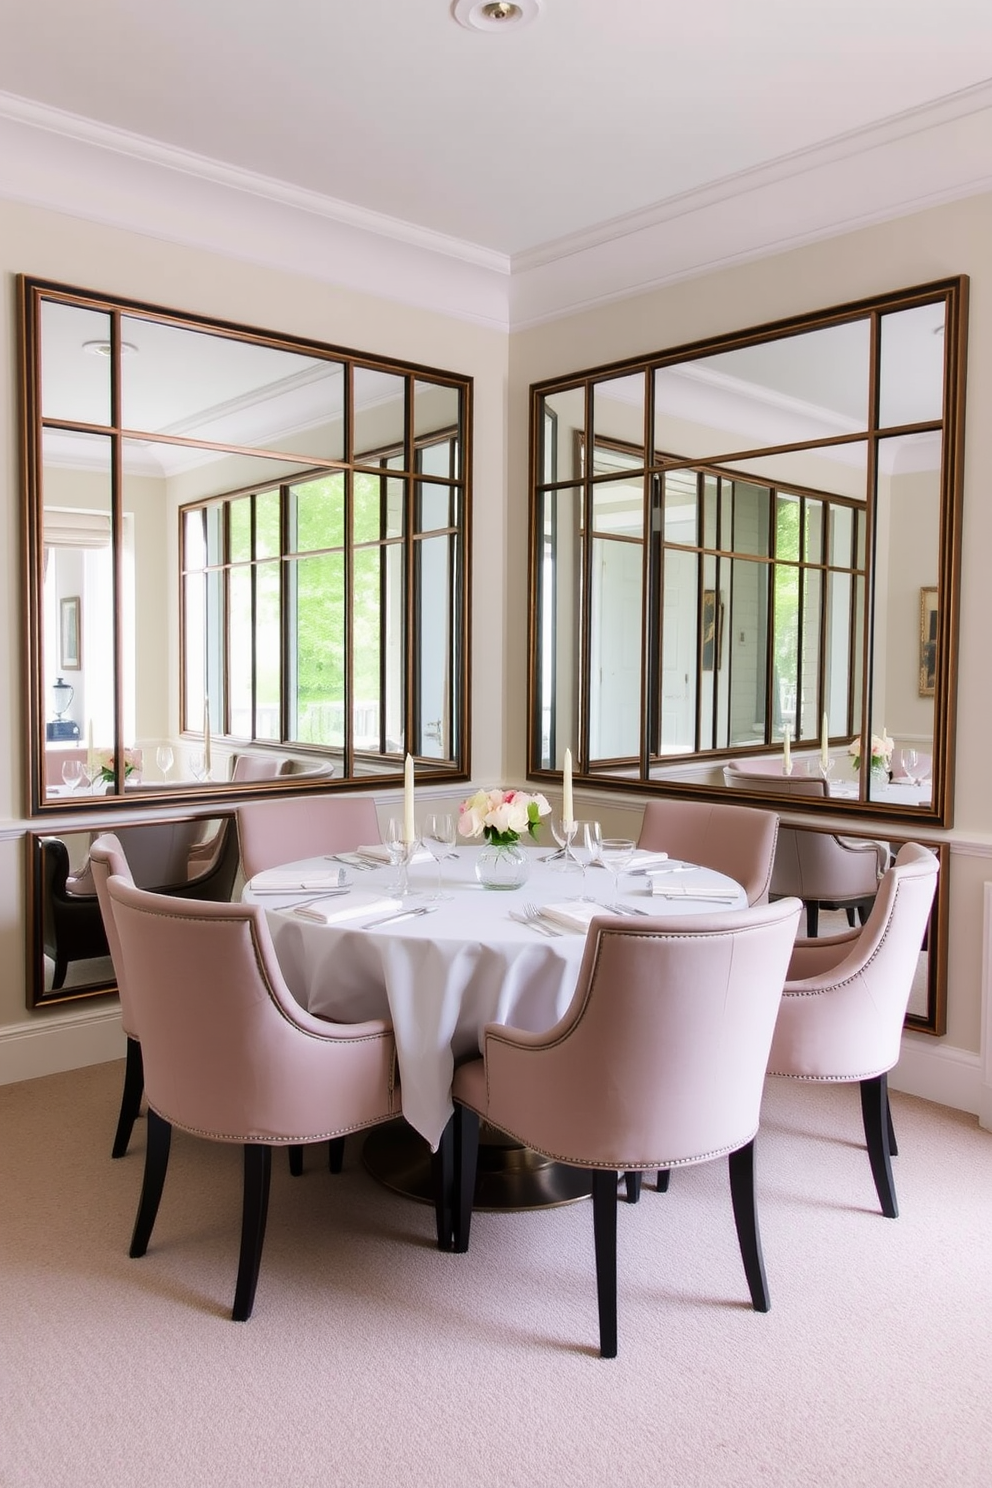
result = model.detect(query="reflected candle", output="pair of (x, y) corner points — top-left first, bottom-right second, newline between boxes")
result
(563, 747), (574, 827)
(403, 753), (415, 843)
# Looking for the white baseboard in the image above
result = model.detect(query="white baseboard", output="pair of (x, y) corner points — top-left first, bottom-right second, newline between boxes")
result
(0, 1006), (123, 1086)
(890, 1033), (983, 1118)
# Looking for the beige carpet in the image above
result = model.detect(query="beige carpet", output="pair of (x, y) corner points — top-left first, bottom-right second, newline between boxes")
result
(1, 1060), (990, 1488)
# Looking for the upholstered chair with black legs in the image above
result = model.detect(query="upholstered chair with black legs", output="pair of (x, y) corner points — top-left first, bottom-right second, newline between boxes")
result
(445, 899), (802, 1358)
(106, 877), (400, 1320)
(767, 842), (938, 1218)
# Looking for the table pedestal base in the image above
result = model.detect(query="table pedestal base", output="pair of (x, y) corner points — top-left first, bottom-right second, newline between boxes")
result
(362, 1118), (592, 1210)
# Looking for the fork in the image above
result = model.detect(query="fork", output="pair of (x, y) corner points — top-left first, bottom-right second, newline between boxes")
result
(523, 902), (563, 936)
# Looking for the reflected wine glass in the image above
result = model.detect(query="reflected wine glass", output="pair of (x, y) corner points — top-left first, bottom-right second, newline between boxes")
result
(188, 752), (207, 782)
(61, 758), (84, 792)
(600, 837), (636, 904)
(818, 757), (835, 784)
(422, 812), (455, 900)
(900, 748), (921, 785)
(155, 744), (175, 779)
(385, 815), (415, 898)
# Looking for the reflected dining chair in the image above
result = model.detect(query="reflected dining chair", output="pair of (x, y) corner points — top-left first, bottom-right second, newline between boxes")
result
(724, 769), (888, 935)
(105, 877), (401, 1320)
(89, 834), (142, 1158)
(446, 899), (802, 1357)
(636, 798), (779, 906)
(236, 794), (380, 881)
(39, 835), (110, 990)
(767, 842), (938, 1218)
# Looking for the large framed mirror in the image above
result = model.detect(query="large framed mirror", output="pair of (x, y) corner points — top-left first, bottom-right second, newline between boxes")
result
(27, 814), (238, 1006)
(529, 279), (967, 825)
(20, 279), (472, 815)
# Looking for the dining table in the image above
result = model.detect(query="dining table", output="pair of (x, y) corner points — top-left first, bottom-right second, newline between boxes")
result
(243, 843), (747, 1207)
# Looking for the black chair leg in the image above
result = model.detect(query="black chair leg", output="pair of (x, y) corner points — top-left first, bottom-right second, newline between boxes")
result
(287, 1145), (303, 1176)
(656, 1168), (671, 1192)
(432, 1117), (455, 1251)
(886, 1089), (898, 1157)
(592, 1169), (618, 1359)
(112, 1036), (144, 1158)
(233, 1144), (272, 1321)
(624, 1170), (642, 1203)
(806, 901), (820, 937)
(453, 1105), (480, 1253)
(846, 907), (857, 927)
(129, 1107), (172, 1258)
(728, 1140), (770, 1312)
(328, 1137), (346, 1173)
(860, 1073), (898, 1218)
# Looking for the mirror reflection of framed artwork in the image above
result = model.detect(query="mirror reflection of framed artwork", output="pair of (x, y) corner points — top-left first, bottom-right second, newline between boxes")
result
(59, 595), (80, 670)
(919, 586), (938, 697)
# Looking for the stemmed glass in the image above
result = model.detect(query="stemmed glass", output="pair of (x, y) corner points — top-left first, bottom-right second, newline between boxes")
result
(384, 815), (415, 898)
(422, 812), (456, 900)
(580, 820), (603, 871)
(155, 744), (175, 779)
(818, 756), (835, 784)
(600, 837), (636, 905)
(61, 758), (84, 792)
(549, 816), (581, 872)
(900, 748), (921, 785)
(189, 752), (208, 782)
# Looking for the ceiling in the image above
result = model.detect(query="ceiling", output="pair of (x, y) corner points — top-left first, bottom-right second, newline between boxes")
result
(2, 0), (992, 260)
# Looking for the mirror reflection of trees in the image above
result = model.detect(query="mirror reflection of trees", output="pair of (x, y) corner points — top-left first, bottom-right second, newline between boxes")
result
(530, 279), (966, 824)
(23, 279), (470, 810)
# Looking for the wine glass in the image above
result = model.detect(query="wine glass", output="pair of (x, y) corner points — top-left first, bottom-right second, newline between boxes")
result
(384, 815), (415, 898)
(600, 837), (636, 905)
(155, 744), (175, 779)
(818, 756), (835, 784)
(61, 758), (84, 792)
(422, 812), (456, 900)
(580, 820), (603, 869)
(188, 752), (207, 782)
(549, 815), (580, 872)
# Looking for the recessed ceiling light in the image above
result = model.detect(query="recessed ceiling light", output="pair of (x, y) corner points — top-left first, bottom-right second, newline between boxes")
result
(82, 340), (138, 357)
(452, 0), (542, 32)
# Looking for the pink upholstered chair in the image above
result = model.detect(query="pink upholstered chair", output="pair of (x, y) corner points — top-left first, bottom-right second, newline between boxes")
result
(105, 877), (401, 1320)
(724, 768), (888, 934)
(230, 753), (292, 782)
(236, 795), (380, 881)
(89, 835), (141, 1158)
(767, 842), (938, 1218)
(636, 798), (779, 906)
(448, 899), (802, 1357)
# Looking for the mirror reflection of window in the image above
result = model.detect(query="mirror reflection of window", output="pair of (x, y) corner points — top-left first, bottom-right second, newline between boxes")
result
(24, 280), (470, 807)
(530, 280), (965, 821)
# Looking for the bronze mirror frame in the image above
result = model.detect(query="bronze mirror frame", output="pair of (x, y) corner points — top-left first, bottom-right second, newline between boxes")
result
(19, 276), (473, 819)
(527, 278), (967, 830)
(26, 813), (238, 1007)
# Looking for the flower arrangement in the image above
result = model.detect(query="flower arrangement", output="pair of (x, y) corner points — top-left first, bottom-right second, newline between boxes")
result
(849, 731), (893, 774)
(97, 748), (140, 783)
(458, 787), (551, 847)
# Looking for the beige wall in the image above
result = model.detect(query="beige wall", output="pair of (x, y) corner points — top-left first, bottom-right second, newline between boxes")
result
(509, 191), (992, 1056)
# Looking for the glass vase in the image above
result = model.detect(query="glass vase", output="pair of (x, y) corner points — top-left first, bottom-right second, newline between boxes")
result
(475, 841), (529, 891)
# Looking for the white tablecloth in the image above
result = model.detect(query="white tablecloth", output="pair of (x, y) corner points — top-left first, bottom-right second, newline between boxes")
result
(244, 846), (745, 1150)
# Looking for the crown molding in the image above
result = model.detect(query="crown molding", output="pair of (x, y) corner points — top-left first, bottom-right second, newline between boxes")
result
(2, 84), (992, 334)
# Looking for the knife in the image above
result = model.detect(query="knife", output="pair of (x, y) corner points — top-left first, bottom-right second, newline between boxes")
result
(361, 904), (440, 929)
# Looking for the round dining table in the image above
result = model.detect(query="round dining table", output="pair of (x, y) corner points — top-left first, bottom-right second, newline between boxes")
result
(243, 843), (747, 1205)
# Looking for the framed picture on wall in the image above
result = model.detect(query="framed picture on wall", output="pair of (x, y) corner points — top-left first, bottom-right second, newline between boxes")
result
(59, 596), (81, 671)
(919, 586), (937, 697)
(702, 590), (724, 671)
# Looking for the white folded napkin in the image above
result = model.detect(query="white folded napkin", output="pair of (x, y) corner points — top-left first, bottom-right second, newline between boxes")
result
(289, 891), (402, 925)
(539, 900), (604, 933)
(626, 850), (670, 872)
(356, 843), (433, 865)
(250, 867), (344, 891)
(649, 880), (740, 901)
